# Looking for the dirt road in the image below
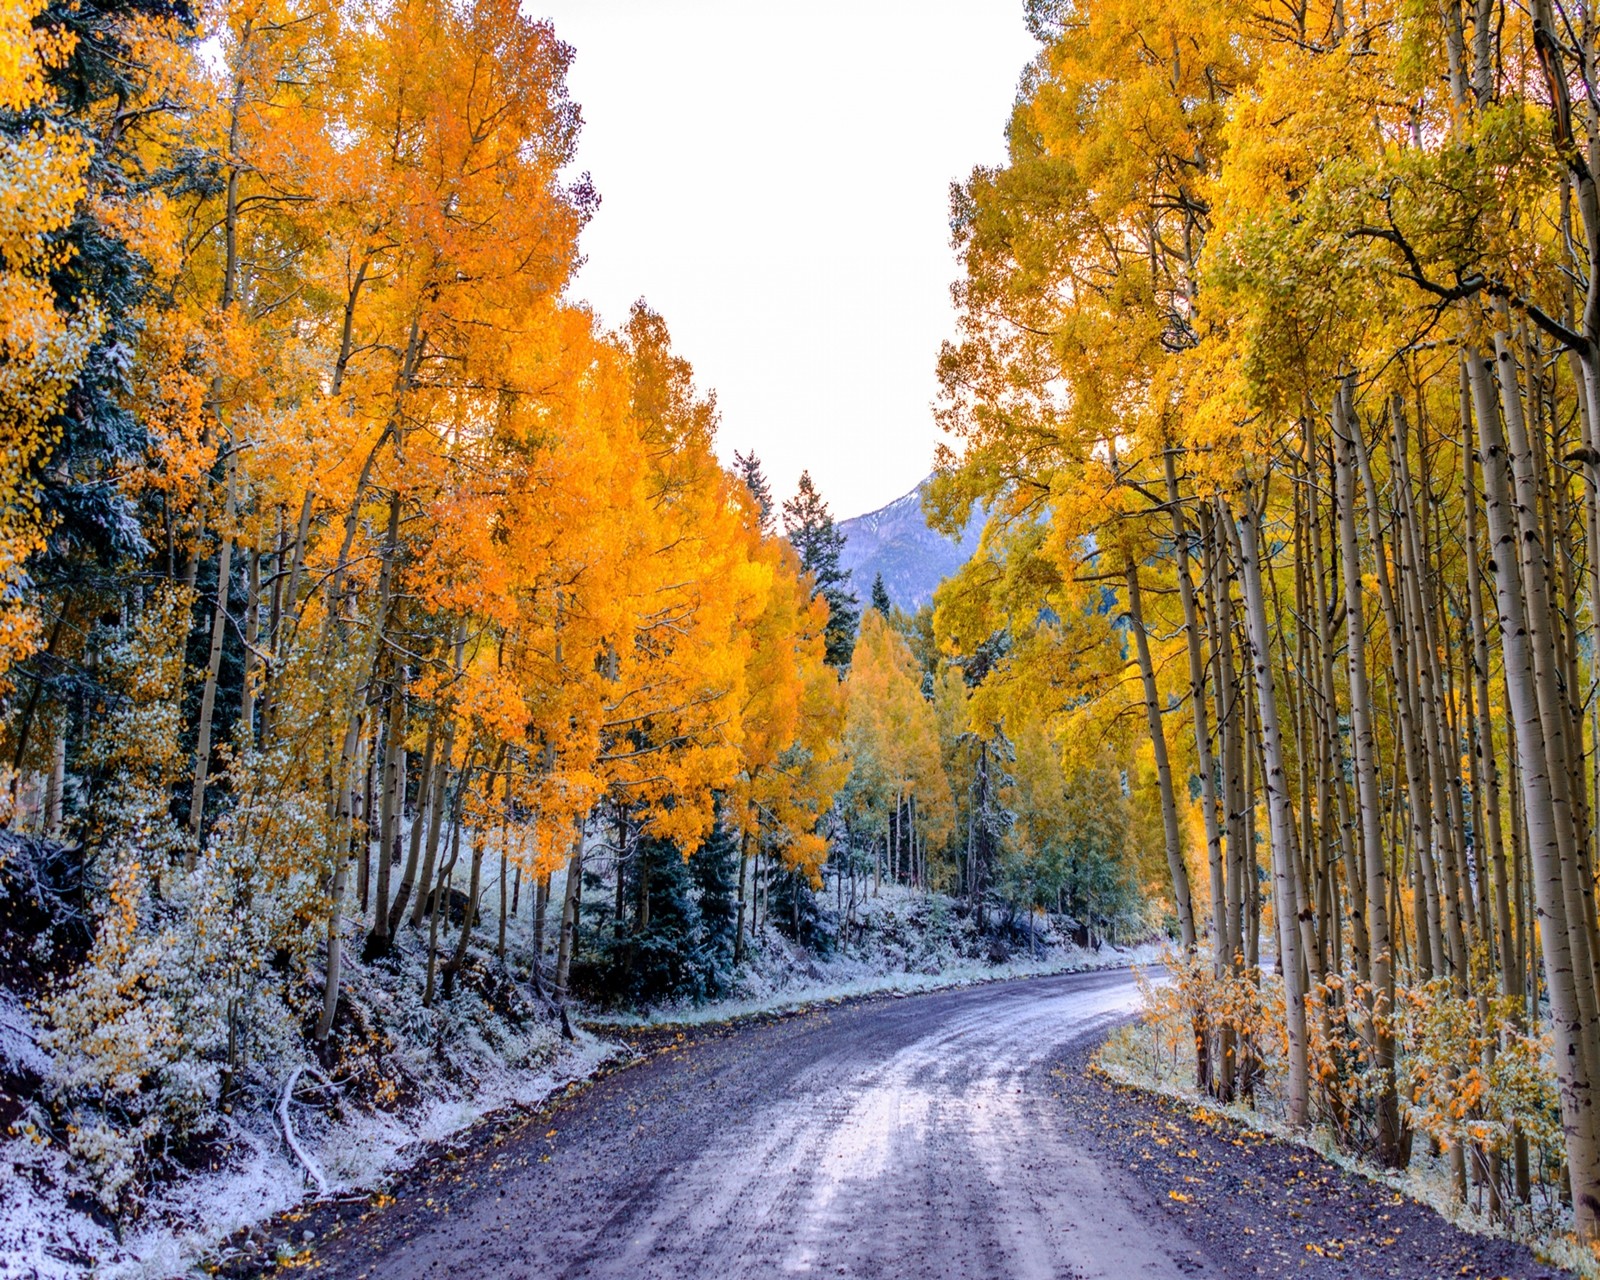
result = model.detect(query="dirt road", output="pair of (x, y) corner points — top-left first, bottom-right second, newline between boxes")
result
(296, 969), (1564, 1280)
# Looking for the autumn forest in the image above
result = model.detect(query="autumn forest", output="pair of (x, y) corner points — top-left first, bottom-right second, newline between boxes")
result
(8, 0), (1600, 1273)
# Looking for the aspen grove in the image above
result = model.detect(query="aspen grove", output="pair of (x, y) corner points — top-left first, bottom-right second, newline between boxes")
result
(928, 0), (1600, 1244)
(0, 0), (1170, 1226)
(0, 0), (872, 1210)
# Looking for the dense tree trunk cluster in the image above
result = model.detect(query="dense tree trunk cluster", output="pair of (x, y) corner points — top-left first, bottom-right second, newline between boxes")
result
(931, 0), (1600, 1237)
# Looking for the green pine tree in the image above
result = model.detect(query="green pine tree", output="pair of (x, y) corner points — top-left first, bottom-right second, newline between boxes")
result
(766, 862), (833, 955)
(622, 831), (705, 1005)
(733, 449), (775, 535)
(20, 0), (192, 572)
(870, 572), (892, 617)
(691, 803), (739, 992)
(4, 0), (199, 777)
(782, 471), (859, 669)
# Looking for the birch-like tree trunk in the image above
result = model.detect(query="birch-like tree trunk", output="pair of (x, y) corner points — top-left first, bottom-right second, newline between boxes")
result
(186, 477), (234, 851)
(386, 719), (436, 936)
(1333, 379), (1402, 1165)
(1472, 339), (1600, 1234)
(1226, 490), (1310, 1128)
(1125, 556), (1196, 949)
(554, 813), (587, 1004)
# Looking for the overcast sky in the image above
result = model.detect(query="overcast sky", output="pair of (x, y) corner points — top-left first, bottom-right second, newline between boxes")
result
(533, 1), (1038, 521)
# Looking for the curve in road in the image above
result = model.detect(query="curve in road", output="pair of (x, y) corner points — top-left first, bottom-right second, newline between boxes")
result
(306, 968), (1218, 1280)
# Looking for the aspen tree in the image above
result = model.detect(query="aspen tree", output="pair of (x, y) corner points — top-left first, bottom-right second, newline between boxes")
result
(1333, 380), (1402, 1164)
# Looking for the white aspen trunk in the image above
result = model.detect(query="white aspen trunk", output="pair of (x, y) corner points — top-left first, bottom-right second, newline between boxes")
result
(388, 720), (436, 935)
(734, 826), (749, 964)
(1390, 398), (1471, 989)
(1226, 491), (1310, 1128)
(1351, 411), (1443, 977)
(314, 857), (347, 1041)
(497, 817), (510, 965)
(240, 542), (258, 747)
(533, 872), (551, 990)
(1165, 449), (1231, 1098)
(409, 724), (454, 930)
(1126, 557), (1196, 949)
(1333, 380), (1402, 1164)
(446, 828), (485, 988)
(187, 52), (251, 856)
(1461, 360), (1516, 998)
(555, 813), (587, 1002)
(1266, 508), (1325, 985)
(315, 713), (363, 1041)
(366, 676), (405, 954)
(44, 728), (64, 841)
(1305, 415), (1366, 983)
(187, 476), (234, 857)
(1472, 339), (1600, 1234)
(424, 794), (464, 1010)
(1208, 518), (1248, 975)
(1494, 334), (1600, 1039)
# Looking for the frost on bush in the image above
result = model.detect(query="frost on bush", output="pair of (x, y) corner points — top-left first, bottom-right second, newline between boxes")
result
(40, 588), (327, 1210)
(1133, 950), (1280, 1102)
(1393, 979), (1561, 1201)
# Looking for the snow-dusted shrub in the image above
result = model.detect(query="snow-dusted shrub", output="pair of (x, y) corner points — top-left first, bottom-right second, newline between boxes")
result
(1131, 950), (1280, 1102)
(1392, 976), (1563, 1222)
(40, 590), (328, 1210)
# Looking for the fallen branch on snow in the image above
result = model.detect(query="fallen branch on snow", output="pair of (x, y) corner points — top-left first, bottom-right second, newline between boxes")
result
(277, 1065), (330, 1197)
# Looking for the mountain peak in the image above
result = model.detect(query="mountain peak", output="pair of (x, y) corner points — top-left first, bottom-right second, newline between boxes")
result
(836, 478), (982, 611)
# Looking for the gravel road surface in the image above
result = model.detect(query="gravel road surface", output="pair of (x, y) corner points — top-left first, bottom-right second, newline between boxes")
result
(290, 969), (1566, 1280)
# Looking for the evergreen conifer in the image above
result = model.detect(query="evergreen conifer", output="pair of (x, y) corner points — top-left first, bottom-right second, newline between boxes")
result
(733, 450), (774, 534)
(870, 573), (892, 617)
(782, 471), (858, 669)
(691, 804), (739, 993)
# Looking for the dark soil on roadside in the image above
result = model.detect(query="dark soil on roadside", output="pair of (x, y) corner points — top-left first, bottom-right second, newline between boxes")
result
(1048, 1045), (1570, 1280)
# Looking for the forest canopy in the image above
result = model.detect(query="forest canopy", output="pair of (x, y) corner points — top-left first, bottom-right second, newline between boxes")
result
(22, 0), (1600, 1253)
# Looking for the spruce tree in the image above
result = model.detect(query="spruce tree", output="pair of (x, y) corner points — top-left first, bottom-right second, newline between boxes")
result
(733, 450), (774, 534)
(782, 471), (859, 669)
(621, 831), (704, 1005)
(3, 0), (197, 777)
(870, 572), (892, 617)
(691, 805), (739, 993)
(767, 863), (833, 954)
(22, 0), (193, 572)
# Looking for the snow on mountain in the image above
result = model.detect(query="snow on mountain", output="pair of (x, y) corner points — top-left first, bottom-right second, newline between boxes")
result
(836, 478), (983, 612)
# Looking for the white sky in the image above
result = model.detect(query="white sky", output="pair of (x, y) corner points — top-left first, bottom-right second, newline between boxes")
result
(533, 1), (1038, 520)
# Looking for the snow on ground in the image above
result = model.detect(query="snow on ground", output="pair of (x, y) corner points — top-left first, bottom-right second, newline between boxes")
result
(585, 947), (1161, 1030)
(0, 993), (50, 1083)
(591, 930), (1164, 1029)
(1, 854), (1163, 1280)
(1, 998), (620, 1280)
(116, 1030), (621, 1280)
